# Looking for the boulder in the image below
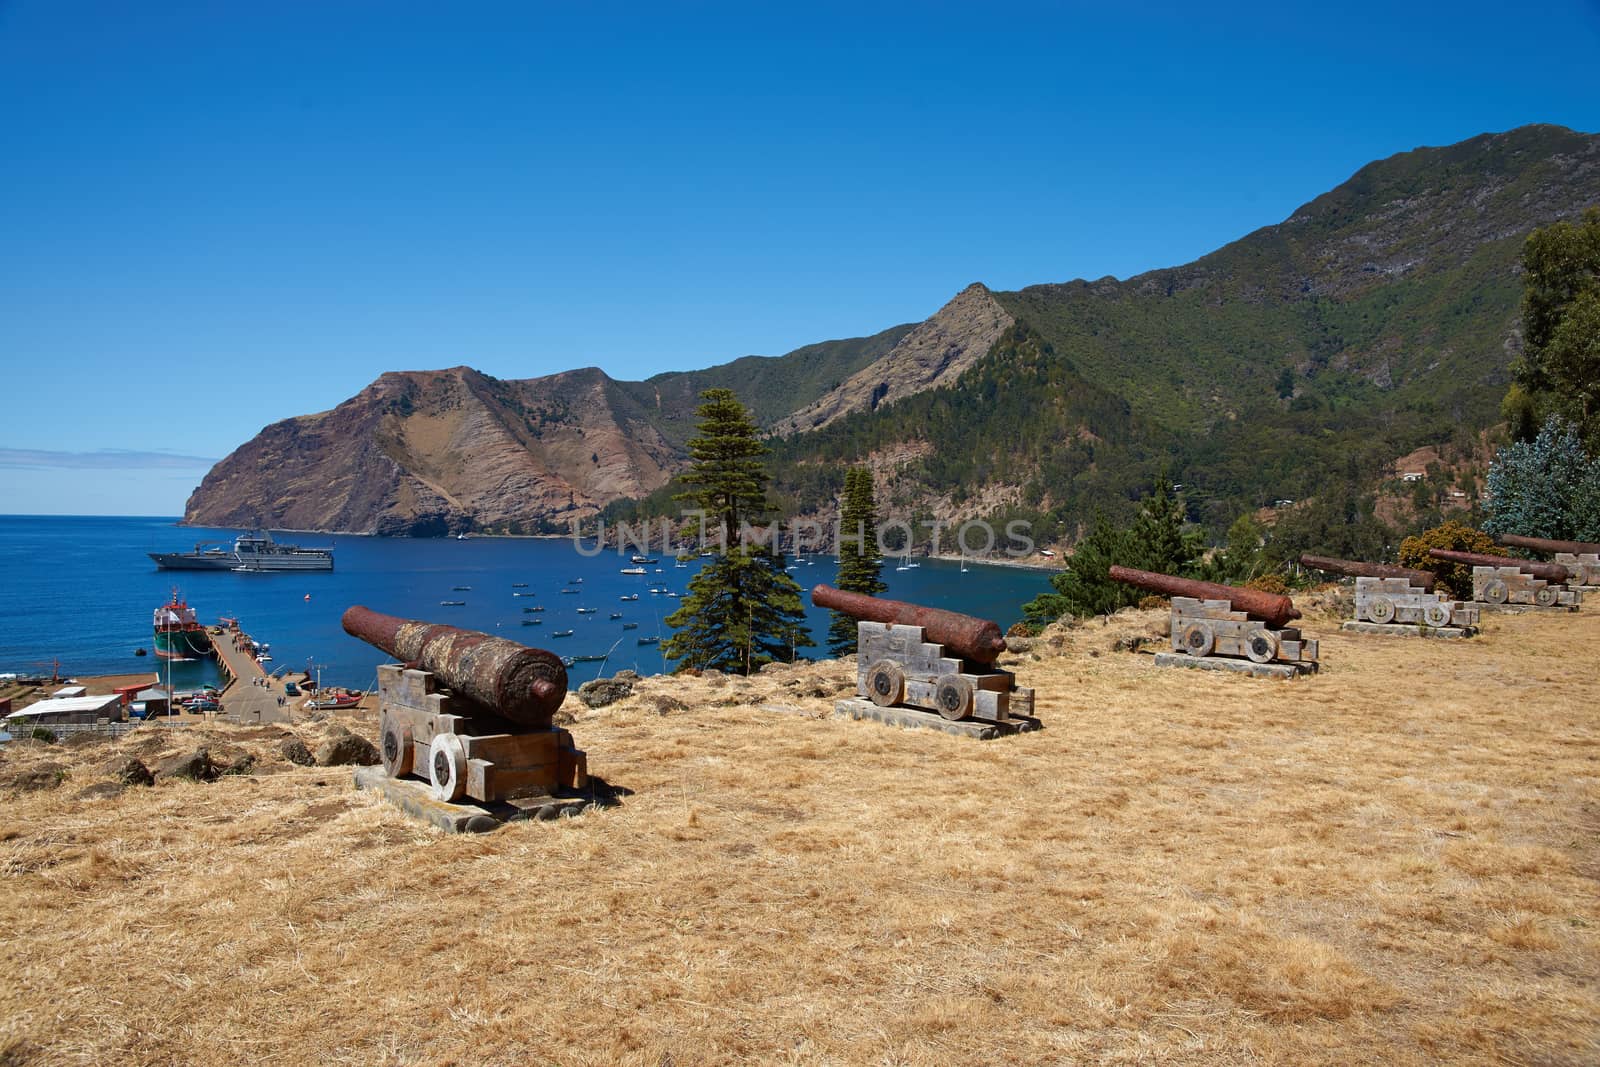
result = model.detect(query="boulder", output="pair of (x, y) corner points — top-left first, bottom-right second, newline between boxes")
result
(278, 737), (316, 767)
(1005, 637), (1035, 654)
(220, 753), (258, 776)
(2, 762), (67, 792)
(155, 748), (217, 783)
(651, 695), (688, 716)
(102, 756), (154, 787)
(315, 732), (378, 767)
(578, 676), (635, 709)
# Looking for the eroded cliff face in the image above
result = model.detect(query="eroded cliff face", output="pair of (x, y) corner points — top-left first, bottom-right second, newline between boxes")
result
(774, 283), (1014, 435)
(183, 366), (678, 535)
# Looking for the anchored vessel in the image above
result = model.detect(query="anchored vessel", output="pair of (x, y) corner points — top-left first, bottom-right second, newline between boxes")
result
(150, 530), (334, 572)
(152, 591), (213, 661)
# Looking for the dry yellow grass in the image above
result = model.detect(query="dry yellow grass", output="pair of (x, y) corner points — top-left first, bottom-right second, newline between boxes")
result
(2, 603), (1597, 1065)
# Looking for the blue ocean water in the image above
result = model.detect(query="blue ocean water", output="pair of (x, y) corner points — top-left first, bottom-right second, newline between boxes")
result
(0, 516), (1052, 689)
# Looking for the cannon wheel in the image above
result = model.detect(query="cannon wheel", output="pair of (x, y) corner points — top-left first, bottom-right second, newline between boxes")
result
(428, 733), (467, 803)
(1422, 602), (1451, 627)
(1243, 627), (1278, 664)
(865, 660), (905, 707)
(933, 674), (974, 721)
(1367, 596), (1396, 624)
(1483, 579), (1509, 604)
(1178, 622), (1214, 657)
(1534, 585), (1559, 607)
(379, 712), (414, 778)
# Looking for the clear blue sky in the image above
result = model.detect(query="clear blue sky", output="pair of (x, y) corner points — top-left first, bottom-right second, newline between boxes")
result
(2, 0), (1596, 515)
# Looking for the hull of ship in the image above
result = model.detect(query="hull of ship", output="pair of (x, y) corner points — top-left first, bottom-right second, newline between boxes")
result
(232, 553), (334, 572)
(149, 552), (238, 571)
(154, 628), (214, 660)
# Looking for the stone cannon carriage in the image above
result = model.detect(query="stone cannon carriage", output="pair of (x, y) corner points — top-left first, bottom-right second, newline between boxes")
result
(342, 606), (589, 815)
(1426, 550), (1583, 611)
(812, 584), (1038, 737)
(1109, 566), (1318, 677)
(1493, 534), (1600, 589)
(1299, 554), (1479, 634)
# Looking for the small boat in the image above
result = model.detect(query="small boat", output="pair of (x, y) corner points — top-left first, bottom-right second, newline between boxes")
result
(452, 585), (472, 591)
(560, 656), (575, 667)
(521, 619), (542, 626)
(133, 647), (147, 657)
(514, 592), (536, 597)
(609, 612), (623, 620)
(620, 567), (647, 575)
(569, 578), (584, 584)
(258, 654), (273, 663)
(560, 589), (580, 595)
(631, 555), (659, 565)
(440, 600), (466, 606)
(307, 692), (363, 710)
(654, 568), (663, 573)
(512, 582), (528, 588)
(621, 622), (638, 630)
(637, 636), (660, 645)
(457, 533), (469, 540)
(570, 653), (609, 663)
(552, 629), (574, 638)
(620, 594), (639, 602)
(522, 606), (543, 613)
(665, 591), (679, 597)
(577, 607), (597, 614)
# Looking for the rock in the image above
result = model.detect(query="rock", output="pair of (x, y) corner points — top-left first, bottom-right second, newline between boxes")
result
(220, 753), (258, 776)
(1006, 637), (1035, 654)
(315, 732), (379, 767)
(1111, 634), (1147, 653)
(613, 669), (639, 681)
(652, 695), (688, 716)
(155, 748), (217, 783)
(578, 676), (635, 709)
(279, 737), (316, 767)
(2, 762), (67, 792)
(102, 756), (154, 787)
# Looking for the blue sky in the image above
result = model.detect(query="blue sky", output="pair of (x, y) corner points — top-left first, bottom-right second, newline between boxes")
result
(2, 0), (1597, 515)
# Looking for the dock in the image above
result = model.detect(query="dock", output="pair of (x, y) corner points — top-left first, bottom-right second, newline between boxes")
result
(213, 625), (293, 724)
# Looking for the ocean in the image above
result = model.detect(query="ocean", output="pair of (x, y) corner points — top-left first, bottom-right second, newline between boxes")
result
(0, 515), (1053, 690)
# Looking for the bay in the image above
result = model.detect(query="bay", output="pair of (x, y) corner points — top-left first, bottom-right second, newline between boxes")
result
(0, 515), (1052, 689)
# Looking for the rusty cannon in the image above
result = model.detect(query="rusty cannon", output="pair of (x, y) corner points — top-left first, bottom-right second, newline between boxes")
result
(1424, 549), (1570, 584)
(1424, 552), (1584, 611)
(1299, 554), (1437, 593)
(1299, 554), (1477, 633)
(1108, 566), (1317, 676)
(342, 606), (588, 813)
(812, 584), (1037, 735)
(1493, 534), (1600, 587)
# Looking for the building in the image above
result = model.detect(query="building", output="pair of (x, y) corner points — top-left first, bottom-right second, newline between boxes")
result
(132, 686), (171, 717)
(5, 693), (122, 727)
(52, 685), (88, 699)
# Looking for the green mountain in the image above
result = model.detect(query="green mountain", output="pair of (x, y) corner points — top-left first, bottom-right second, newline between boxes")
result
(191, 124), (1600, 539)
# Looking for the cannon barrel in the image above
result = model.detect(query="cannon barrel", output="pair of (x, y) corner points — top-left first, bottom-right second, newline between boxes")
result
(1425, 549), (1571, 584)
(1494, 533), (1600, 556)
(341, 605), (567, 727)
(811, 584), (1007, 664)
(1107, 565), (1301, 627)
(1299, 554), (1436, 592)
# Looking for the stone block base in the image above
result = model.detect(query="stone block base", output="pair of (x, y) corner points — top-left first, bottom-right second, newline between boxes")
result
(1151, 652), (1316, 679)
(833, 697), (1041, 739)
(1341, 620), (1475, 639)
(354, 765), (594, 833)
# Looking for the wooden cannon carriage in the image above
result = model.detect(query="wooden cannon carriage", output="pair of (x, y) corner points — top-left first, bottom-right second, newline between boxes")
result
(812, 585), (1039, 739)
(343, 606), (591, 830)
(1426, 550), (1584, 611)
(1109, 566), (1319, 678)
(1299, 554), (1479, 636)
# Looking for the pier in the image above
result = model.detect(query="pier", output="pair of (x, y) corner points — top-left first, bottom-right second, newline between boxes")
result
(213, 624), (292, 724)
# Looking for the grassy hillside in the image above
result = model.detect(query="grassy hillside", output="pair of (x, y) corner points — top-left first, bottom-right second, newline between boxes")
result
(4, 602), (1596, 1063)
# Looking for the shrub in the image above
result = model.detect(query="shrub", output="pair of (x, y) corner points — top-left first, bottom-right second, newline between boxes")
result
(29, 727), (57, 744)
(1398, 520), (1497, 599)
(1243, 574), (1291, 596)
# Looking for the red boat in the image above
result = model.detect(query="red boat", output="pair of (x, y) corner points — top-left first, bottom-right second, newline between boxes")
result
(153, 591), (213, 661)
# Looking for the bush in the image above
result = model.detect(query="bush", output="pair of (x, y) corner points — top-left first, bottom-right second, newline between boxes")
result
(1243, 574), (1290, 596)
(1483, 415), (1600, 541)
(29, 727), (57, 744)
(1398, 520), (1497, 599)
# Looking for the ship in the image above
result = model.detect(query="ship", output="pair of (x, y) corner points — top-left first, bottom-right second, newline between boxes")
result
(153, 591), (213, 661)
(149, 530), (334, 572)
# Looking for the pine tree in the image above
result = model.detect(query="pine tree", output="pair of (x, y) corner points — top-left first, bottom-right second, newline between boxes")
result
(828, 467), (886, 656)
(663, 389), (813, 674)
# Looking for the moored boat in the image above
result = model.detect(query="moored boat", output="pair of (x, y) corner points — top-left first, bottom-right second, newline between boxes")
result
(150, 530), (334, 572)
(153, 591), (213, 661)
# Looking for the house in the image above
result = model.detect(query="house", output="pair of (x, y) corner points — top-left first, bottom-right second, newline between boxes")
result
(133, 686), (171, 717)
(52, 685), (88, 699)
(6, 693), (122, 727)
(1401, 472), (1424, 483)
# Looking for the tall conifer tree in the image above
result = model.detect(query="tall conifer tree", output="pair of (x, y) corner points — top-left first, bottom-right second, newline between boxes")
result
(664, 389), (812, 674)
(828, 467), (886, 656)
